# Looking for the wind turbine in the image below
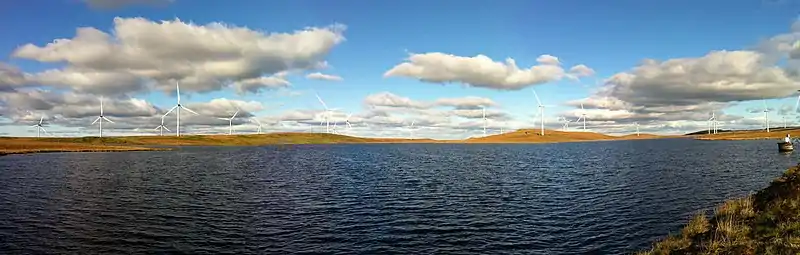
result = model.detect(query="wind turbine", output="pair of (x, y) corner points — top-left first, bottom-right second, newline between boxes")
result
(163, 82), (199, 137)
(763, 99), (771, 132)
(315, 93), (339, 134)
(482, 106), (487, 136)
(31, 116), (49, 138)
(218, 108), (240, 135)
(559, 117), (571, 131)
(575, 103), (587, 131)
(154, 116), (170, 136)
(634, 122), (640, 137)
(783, 115), (788, 129)
(407, 120), (416, 139)
(532, 88), (551, 136)
(344, 113), (354, 132)
(708, 111), (716, 135)
(91, 97), (114, 138)
(250, 118), (263, 134)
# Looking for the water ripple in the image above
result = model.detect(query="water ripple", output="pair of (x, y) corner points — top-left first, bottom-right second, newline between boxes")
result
(0, 139), (795, 254)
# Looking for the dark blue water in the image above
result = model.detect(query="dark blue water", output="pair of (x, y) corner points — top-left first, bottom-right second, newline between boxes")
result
(0, 138), (795, 254)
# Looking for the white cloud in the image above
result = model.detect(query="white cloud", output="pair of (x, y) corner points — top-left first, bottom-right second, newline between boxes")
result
(363, 92), (431, 109)
(0, 63), (26, 91)
(12, 17), (346, 95)
(306, 72), (343, 82)
(232, 74), (290, 95)
(384, 52), (594, 90)
(434, 96), (498, 109)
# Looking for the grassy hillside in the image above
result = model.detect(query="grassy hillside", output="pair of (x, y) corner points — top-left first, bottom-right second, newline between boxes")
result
(465, 129), (669, 143)
(638, 164), (800, 254)
(696, 128), (800, 141)
(0, 137), (165, 156)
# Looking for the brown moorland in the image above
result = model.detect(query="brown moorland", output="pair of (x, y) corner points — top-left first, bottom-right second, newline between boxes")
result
(465, 129), (671, 143)
(695, 128), (800, 141)
(638, 163), (800, 254)
(1, 130), (672, 156)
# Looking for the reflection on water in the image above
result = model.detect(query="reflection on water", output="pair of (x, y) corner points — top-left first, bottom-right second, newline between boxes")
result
(0, 138), (795, 254)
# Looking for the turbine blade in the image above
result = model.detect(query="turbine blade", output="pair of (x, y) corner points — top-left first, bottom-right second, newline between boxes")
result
(162, 126), (170, 131)
(154, 126), (161, 130)
(92, 117), (101, 125)
(218, 118), (229, 121)
(580, 102), (584, 110)
(164, 105), (178, 117)
(795, 95), (800, 112)
(102, 116), (114, 123)
(232, 109), (239, 119)
(251, 118), (261, 125)
(100, 97), (104, 115)
(532, 89), (542, 105)
(181, 106), (199, 115)
(315, 93), (329, 109)
(39, 116), (43, 124)
(176, 81), (181, 103)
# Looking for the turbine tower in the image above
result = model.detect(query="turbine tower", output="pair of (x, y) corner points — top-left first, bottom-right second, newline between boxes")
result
(408, 120), (416, 139)
(344, 113), (354, 132)
(154, 116), (170, 136)
(218, 108), (239, 135)
(575, 103), (587, 131)
(91, 97), (114, 138)
(482, 106), (487, 136)
(315, 93), (338, 134)
(634, 122), (640, 137)
(164, 82), (199, 137)
(250, 118), (263, 134)
(708, 111), (716, 135)
(532, 88), (548, 136)
(30, 116), (49, 138)
(763, 99), (771, 133)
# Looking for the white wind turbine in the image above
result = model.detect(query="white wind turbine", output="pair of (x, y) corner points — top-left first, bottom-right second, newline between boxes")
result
(559, 117), (571, 131)
(763, 99), (771, 132)
(482, 106), (488, 136)
(218, 108), (240, 135)
(91, 97), (114, 138)
(30, 116), (49, 138)
(634, 122), (640, 136)
(707, 111), (716, 134)
(783, 115), (787, 129)
(407, 120), (416, 139)
(344, 113), (354, 133)
(163, 82), (199, 137)
(575, 103), (587, 131)
(532, 88), (554, 136)
(250, 118), (263, 134)
(315, 93), (339, 134)
(154, 115), (170, 136)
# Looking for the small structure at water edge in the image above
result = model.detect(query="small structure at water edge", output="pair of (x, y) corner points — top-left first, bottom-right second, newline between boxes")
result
(778, 142), (794, 152)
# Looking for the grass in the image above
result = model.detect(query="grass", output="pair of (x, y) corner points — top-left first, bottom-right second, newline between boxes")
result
(0, 130), (673, 156)
(638, 164), (800, 254)
(695, 128), (800, 141)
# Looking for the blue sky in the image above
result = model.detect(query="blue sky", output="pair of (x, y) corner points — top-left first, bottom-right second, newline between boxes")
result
(1, 0), (800, 138)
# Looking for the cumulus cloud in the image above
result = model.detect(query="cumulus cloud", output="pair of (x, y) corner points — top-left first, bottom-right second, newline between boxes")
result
(12, 17), (346, 96)
(363, 92), (431, 109)
(0, 63), (27, 92)
(306, 72), (343, 82)
(383, 52), (594, 90)
(83, 0), (175, 10)
(232, 73), (290, 95)
(434, 96), (498, 109)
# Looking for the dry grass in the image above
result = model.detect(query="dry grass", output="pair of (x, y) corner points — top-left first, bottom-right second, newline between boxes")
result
(638, 164), (800, 254)
(0, 137), (166, 156)
(0, 130), (674, 156)
(465, 129), (672, 144)
(695, 128), (800, 141)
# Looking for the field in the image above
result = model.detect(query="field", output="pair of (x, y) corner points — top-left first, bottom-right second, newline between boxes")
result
(0, 129), (672, 156)
(695, 127), (800, 141)
(638, 163), (800, 254)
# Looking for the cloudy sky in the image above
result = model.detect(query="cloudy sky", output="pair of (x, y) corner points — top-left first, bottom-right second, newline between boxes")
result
(2, 0), (800, 139)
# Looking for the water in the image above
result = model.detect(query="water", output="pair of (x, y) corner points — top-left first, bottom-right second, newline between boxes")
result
(0, 138), (796, 254)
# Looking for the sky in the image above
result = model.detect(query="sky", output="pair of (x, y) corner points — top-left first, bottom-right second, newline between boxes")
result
(2, 0), (800, 139)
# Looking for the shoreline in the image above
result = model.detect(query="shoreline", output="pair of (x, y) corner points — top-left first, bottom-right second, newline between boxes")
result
(0, 147), (169, 157)
(638, 163), (800, 254)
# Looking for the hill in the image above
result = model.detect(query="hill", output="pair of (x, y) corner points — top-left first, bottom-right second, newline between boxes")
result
(695, 128), (800, 141)
(465, 129), (669, 143)
(638, 163), (800, 254)
(1, 130), (674, 156)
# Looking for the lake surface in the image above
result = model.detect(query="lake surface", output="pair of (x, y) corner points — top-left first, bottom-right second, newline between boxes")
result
(0, 138), (796, 254)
